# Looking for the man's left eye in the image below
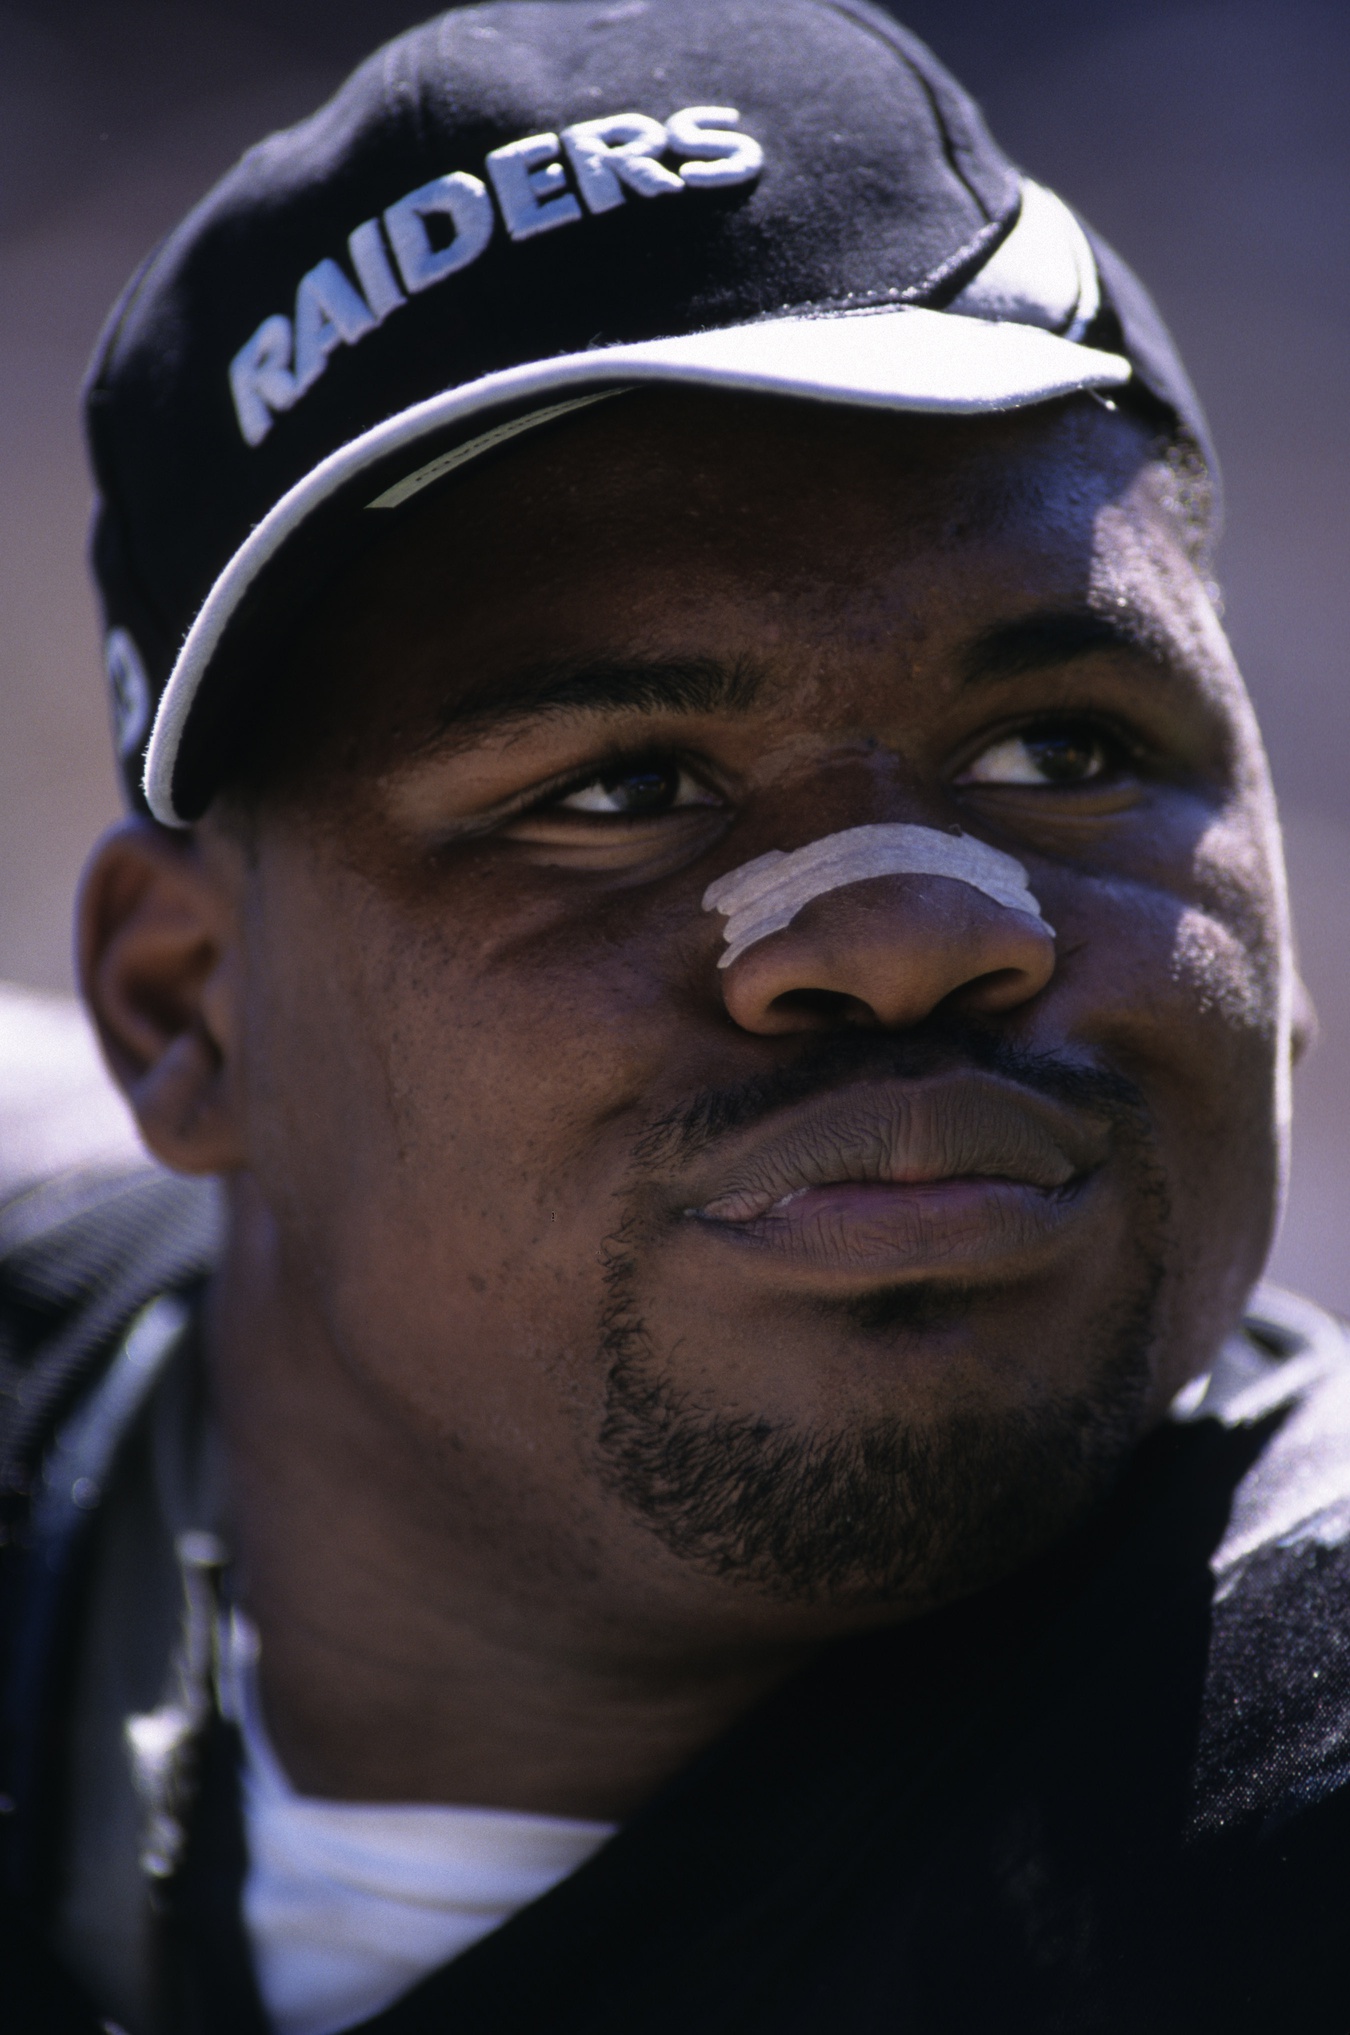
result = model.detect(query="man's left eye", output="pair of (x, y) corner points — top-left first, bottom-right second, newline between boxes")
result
(557, 762), (715, 817)
(959, 725), (1120, 787)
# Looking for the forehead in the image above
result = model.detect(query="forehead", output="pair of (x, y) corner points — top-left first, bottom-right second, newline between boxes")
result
(358, 386), (1160, 598)
(260, 389), (1200, 778)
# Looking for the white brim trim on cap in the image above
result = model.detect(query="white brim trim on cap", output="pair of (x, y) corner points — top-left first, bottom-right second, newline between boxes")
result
(144, 303), (1130, 823)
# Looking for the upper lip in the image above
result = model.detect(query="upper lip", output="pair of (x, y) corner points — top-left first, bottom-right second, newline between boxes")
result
(687, 1072), (1112, 1223)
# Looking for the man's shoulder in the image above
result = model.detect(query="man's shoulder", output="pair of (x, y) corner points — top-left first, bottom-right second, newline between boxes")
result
(0, 1160), (223, 2032)
(1208, 1283), (1350, 1560)
(0, 1163), (222, 1487)
(1185, 1285), (1350, 1845)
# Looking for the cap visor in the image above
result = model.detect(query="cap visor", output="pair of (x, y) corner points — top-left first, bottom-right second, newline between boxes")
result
(146, 305), (1130, 822)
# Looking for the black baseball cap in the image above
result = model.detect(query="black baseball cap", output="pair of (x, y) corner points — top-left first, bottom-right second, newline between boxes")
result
(85, 0), (1211, 825)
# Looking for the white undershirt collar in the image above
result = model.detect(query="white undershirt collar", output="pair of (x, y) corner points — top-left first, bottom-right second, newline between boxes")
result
(217, 1610), (616, 2035)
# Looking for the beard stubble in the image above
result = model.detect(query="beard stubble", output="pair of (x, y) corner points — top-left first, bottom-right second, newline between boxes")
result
(593, 1024), (1170, 1613)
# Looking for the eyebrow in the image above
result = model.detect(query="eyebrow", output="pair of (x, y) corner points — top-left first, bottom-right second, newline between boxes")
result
(420, 608), (1163, 752)
(960, 608), (1166, 687)
(427, 654), (766, 742)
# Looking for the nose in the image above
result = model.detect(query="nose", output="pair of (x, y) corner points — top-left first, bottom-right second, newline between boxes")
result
(719, 873), (1056, 1035)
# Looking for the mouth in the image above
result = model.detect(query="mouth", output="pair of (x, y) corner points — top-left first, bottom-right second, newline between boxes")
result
(683, 1072), (1112, 1283)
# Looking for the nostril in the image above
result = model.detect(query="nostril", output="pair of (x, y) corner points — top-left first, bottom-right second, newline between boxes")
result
(768, 987), (878, 1029)
(953, 964), (1045, 1012)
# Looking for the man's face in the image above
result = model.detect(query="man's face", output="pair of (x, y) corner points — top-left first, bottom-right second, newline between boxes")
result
(201, 390), (1290, 1635)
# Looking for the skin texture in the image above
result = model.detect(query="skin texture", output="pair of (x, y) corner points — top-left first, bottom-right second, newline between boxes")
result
(79, 388), (1302, 1818)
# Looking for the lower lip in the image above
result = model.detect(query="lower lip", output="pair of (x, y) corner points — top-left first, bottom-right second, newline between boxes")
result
(691, 1176), (1089, 1280)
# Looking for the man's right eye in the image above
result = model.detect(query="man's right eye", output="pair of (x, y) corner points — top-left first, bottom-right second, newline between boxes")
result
(557, 761), (717, 818)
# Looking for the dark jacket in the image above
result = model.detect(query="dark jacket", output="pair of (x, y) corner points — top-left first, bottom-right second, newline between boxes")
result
(4, 1166), (1350, 2034)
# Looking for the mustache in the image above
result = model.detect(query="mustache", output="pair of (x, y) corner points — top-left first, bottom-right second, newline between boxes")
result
(635, 1016), (1151, 1172)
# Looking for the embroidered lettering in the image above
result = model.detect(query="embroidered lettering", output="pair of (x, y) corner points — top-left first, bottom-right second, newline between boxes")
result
(384, 172), (495, 293)
(561, 114), (683, 211)
(229, 314), (297, 447)
(486, 133), (584, 240)
(105, 627), (152, 758)
(665, 106), (764, 188)
(226, 106), (763, 446)
(292, 259), (378, 395)
(347, 219), (405, 321)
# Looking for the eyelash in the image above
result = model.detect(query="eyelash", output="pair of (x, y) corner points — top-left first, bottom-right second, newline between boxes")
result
(958, 712), (1144, 776)
(531, 748), (718, 815)
(497, 710), (1149, 837)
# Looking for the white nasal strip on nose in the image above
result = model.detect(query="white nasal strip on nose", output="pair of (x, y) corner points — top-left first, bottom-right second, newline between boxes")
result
(702, 824), (1052, 970)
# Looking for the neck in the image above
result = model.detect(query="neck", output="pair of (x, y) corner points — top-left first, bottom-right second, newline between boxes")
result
(205, 1177), (812, 1820)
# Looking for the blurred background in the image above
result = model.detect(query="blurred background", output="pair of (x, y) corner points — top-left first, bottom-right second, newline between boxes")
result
(0, 0), (1346, 1305)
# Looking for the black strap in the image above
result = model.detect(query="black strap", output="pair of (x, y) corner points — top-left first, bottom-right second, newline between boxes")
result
(153, 1711), (272, 2035)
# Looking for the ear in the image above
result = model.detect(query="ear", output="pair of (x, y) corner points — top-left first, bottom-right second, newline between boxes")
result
(77, 817), (247, 1174)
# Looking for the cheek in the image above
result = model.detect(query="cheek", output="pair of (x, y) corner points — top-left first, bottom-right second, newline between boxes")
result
(1152, 901), (1282, 1201)
(1055, 825), (1284, 1342)
(235, 853), (691, 1426)
(1168, 906), (1277, 1036)
(1168, 807), (1287, 1089)
(363, 892), (682, 1189)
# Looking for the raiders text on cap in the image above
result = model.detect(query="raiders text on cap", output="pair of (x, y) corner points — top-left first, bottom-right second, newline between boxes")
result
(229, 107), (764, 448)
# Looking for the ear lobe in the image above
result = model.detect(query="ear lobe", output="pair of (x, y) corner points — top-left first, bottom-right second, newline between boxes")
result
(77, 817), (247, 1174)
